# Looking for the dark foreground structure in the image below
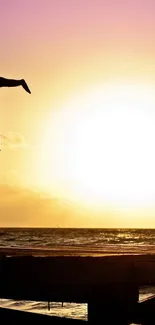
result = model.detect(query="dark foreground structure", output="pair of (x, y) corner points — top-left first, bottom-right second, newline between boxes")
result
(0, 249), (155, 324)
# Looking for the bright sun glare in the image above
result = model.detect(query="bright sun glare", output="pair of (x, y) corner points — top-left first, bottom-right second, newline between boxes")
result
(39, 82), (155, 209)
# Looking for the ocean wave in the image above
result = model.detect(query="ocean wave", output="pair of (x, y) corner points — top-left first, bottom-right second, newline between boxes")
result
(0, 228), (155, 250)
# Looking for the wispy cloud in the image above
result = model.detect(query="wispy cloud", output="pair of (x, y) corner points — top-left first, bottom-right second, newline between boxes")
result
(0, 185), (78, 227)
(0, 132), (29, 149)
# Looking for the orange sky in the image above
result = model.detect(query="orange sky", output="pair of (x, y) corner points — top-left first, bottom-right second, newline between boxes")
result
(1, 0), (155, 227)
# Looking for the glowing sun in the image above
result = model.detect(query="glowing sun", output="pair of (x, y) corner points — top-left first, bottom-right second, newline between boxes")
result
(39, 83), (155, 209)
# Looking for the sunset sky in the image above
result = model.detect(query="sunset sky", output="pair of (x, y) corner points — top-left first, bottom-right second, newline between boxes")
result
(0, 0), (155, 227)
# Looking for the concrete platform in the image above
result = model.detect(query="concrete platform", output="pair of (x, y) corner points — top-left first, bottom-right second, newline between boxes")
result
(1, 249), (155, 324)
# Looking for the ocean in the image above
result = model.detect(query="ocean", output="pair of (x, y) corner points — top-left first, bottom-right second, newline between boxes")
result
(0, 227), (155, 321)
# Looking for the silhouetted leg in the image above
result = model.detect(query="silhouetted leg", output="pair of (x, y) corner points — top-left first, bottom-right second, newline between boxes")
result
(0, 77), (31, 94)
(0, 77), (21, 87)
(21, 79), (31, 94)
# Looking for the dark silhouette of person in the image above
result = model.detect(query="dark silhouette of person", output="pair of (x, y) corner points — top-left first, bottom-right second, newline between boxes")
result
(0, 77), (31, 94)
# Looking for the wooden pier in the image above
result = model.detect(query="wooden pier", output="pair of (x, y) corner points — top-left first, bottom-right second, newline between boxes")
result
(1, 250), (155, 324)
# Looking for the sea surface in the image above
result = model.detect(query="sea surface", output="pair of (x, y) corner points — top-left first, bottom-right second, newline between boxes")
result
(0, 227), (155, 321)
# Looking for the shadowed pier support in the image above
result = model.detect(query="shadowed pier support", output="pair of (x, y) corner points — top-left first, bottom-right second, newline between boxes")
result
(88, 284), (139, 324)
(132, 295), (155, 325)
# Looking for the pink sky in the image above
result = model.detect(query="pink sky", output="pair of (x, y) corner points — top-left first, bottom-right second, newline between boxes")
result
(1, 0), (155, 62)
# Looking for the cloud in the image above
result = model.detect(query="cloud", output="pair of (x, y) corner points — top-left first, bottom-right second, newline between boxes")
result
(1, 132), (29, 149)
(1, 184), (154, 228)
(0, 184), (119, 228)
(0, 185), (80, 227)
(0, 170), (23, 186)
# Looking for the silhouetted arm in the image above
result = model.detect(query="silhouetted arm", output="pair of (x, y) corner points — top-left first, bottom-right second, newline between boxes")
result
(0, 77), (31, 94)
